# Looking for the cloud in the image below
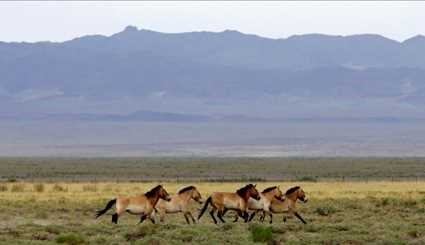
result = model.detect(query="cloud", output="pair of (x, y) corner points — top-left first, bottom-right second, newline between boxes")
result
(14, 88), (64, 102)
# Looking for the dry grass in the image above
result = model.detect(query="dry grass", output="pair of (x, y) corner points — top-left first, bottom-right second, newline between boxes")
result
(0, 181), (424, 244)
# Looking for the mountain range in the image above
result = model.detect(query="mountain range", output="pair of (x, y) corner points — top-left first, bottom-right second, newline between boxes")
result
(1, 26), (425, 121)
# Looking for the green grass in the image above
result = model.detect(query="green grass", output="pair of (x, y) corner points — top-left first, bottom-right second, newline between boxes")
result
(0, 157), (424, 182)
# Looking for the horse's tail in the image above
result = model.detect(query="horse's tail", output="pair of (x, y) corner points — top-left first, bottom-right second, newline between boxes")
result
(96, 199), (116, 219)
(198, 196), (212, 220)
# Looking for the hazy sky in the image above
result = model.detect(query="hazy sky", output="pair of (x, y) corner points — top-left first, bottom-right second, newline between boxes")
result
(0, 1), (424, 42)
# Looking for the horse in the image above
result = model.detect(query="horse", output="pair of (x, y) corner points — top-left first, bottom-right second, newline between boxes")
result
(264, 186), (308, 224)
(95, 185), (171, 224)
(197, 184), (261, 224)
(152, 185), (203, 224)
(227, 186), (285, 223)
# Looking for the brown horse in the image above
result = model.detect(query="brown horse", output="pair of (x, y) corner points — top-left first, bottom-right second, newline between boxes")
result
(152, 186), (203, 224)
(198, 184), (260, 224)
(229, 186), (285, 223)
(265, 186), (308, 224)
(96, 185), (171, 224)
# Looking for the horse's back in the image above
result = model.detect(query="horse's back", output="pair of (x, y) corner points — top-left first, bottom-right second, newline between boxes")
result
(211, 192), (241, 209)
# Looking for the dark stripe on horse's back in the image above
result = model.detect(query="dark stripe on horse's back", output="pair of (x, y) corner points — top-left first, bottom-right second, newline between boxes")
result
(178, 186), (195, 194)
(285, 186), (300, 195)
(262, 186), (277, 193)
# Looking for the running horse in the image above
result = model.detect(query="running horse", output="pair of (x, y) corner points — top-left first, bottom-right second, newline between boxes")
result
(227, 185), (285, 223)
(265, 186), (308, 224)
(95, 185), (171, 224)
(152, 185), (203, 224)
(198, 184), (260, 224)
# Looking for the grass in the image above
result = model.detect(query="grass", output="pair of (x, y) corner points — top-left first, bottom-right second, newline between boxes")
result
(0, 181), (424, 244)
(0, 157), (424, 182)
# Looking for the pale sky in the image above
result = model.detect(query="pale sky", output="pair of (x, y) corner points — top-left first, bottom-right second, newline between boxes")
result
(0, 1), (424, 42)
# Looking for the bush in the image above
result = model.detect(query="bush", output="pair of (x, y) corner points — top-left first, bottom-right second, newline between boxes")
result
(0, 184), (7, 192)
(125, 226), (158, 241)
(250, 224), (273, 243)
(11, 183), (25, 192)
(315, 206), (337, 216)
(33, 183), (45, 192)
(296, 176), (317, 182)
(82, 185), (97, 192)
(52, 184), (68, 192)
(55, 233), (86, 245)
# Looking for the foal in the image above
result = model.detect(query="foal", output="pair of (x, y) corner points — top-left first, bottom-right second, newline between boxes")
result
(266, 186), (308, 224)
(229, 186), (285, 223)
(153, 185), (203, 224)
(96, 185), (171, 224)
(198, 184), (260, 224)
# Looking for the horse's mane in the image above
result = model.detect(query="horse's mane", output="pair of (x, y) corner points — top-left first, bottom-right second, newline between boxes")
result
(145, 185), (163, 198)
(178, 186), (196, 194)
(262, 186), (277, 193)
(237, 184), (254, 197)
(285, 186), (300, 195)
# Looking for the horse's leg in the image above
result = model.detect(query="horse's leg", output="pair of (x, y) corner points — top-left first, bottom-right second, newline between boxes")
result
(243, 211), (249, 223)
(188, 212), (196, 224)
(183, 213), (191, 224)
(209, 208), (218, 224)
(268, 212), (273, 224)
(260, 210), (266, 223)
(149, 216), (156, 224)
(112, 206), (125, 224)
(217, 209), (226, 223)
(248, 211), (256, 222)
(294, 212), (307, 224)
(112, 213), (119, 224)
(283, 216), (287, 223)
(139, 214), (148, 224)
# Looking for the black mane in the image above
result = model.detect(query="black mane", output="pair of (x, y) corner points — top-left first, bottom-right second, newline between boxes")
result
(145, 185), (163, 198)
(178, 186), (196, 194)
(285, 186), (300, 195)
(237, 184), (254, 197)
(262, 186), (277, 193)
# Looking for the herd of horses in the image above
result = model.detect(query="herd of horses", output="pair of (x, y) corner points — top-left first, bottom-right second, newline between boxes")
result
(96, 184), (308, 225)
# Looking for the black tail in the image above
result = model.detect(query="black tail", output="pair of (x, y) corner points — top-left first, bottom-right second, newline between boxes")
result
(96, 199), (116, 219)
(198, 196), (212, 220)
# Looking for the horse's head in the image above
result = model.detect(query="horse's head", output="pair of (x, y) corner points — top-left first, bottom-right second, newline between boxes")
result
(191, 187), (203, 204)
(285, 186), (307, 203)
(158, 185), (172, 201)
(247, 184), (261, 200)
(297, 187), (308, 203)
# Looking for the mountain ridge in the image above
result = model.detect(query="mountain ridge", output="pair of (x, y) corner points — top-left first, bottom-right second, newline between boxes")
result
(1, 26), (425, 120)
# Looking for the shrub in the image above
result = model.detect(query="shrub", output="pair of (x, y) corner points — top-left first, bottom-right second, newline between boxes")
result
(221, 223), (234, 231)
(82, 185), (97, 192)
(56, 233), (86, 245)
(315, 206), (337, 216)
(35, 211), (49, 219)
(295, 176), (317, 182)
(0, 184), (7, 192)
(124, 226), (158, 241)
(52, 184), (68, 192)
(33, 183), (45, 192)
(407, 230), (421, 238)
(250, 224), (273, 243)
(55, 233), (86, 245)
(11, 183), (25, 192)
(45, 225), (63, 235)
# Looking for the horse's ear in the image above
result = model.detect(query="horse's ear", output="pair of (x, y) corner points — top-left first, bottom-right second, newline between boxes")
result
(254, 184), (257, 187)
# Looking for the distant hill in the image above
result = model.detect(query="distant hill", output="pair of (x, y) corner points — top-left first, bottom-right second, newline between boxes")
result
(1, 26), (425, 120)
